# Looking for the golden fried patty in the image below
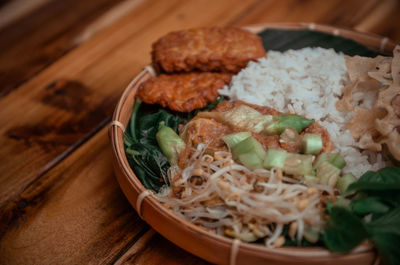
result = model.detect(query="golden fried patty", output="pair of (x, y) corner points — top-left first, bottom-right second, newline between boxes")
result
(137, 73), (232, 112)
(152, 27), (266, 73)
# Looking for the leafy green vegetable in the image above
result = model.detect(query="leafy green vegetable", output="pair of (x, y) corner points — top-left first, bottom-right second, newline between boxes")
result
(367, 209), (400, 265)
(366, 208), (400, 236)
(124, 101), (185, 191)
(258, 29), (386, 57)
(345, 167), (400, 195)
(124, 98), (224, 191)
(323, 206), (369, 253)
(351, 197), (390, 216)
(325, 167), (400, 264)
(372, 233), (400, 265)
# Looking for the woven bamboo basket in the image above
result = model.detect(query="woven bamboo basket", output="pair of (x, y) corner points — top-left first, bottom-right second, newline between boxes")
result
(110, 23), (397, 265)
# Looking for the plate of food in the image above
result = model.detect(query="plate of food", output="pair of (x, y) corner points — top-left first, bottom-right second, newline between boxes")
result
(110, 23), (399, 265)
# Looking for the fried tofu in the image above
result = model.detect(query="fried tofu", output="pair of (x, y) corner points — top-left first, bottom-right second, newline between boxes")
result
(152, 27), (266, 73)
(137, 72), (232, 112)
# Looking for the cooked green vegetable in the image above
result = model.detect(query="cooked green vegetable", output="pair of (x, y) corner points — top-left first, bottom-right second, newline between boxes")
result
(264, 114), (314, 135)
(302, 133), (322, 155)
(304, 175), (319, 184)
(258, 28), (385, 57)
(345, 167), (400, 195)
(156, 122), (186, 164)
(283, 153), (313, 177)
(222, 132), (252, 148)
(328, 153), (347, 169)
(323, 206), (369, 253)
(316, 161), (340, 187)
(198, 104), (273, 133)
(124, 98), (221, 191)
(238, 153), (264, 170)
(336, 173), (356, 194)
(232, 136), (266, 169)
(351, 197), (390, 215)
(324, 168), (400, 265)
(263, 149), (288, 170)
(313, 152), (346, 170)
(124, 100), (184, 191)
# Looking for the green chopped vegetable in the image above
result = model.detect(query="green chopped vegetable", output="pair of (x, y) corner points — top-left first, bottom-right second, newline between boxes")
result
(264, 114), (314, 135)
(263, 148), (288, 170)
(198, 104), (273, 133)
(336, 173), (357, 194)
(316, 161), (340, 187)
(302, 133), (322, 155)
(283, 153), (313, 177)
(156, 122), (186, 165)
(328, 153), (347, 169)
(231, 136), (266, 168)
(238, 153), (264, 170)
(313, 152), (346, 170)
(304, 175), (319, 184)
(221, 132), (252, 148)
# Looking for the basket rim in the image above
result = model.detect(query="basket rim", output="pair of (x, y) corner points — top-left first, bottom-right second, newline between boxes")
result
(109, 22), (391, 261)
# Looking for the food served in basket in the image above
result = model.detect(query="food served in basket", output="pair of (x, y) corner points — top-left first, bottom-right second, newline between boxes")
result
(124, 27), (400, 265)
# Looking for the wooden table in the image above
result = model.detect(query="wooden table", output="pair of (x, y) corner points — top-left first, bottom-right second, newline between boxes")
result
(0, 0), (399, 264)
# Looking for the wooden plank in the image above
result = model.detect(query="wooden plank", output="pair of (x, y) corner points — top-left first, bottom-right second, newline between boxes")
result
(0, 0), (259, 208)
(0, 0), (129, 97)
(354, 0), (400, 42)
(0, 128), (148, 265)
(114, 230), (210, 265)
(0, 1), (262, 264)
(234, 0), (400, 42)
(1, 1), (399, 264)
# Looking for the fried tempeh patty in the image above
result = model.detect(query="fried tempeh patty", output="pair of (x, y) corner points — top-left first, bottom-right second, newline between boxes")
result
(152, 27), (266, 73)
(137, 73), (232, 112)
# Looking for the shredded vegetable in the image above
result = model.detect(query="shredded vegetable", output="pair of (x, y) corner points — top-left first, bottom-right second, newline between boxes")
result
(156, 143), (331, 246)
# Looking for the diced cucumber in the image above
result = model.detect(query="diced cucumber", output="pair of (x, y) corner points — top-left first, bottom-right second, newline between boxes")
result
(304, 175), (319, 184)
(232, 136), (266, 160)
(283, 154), (313, 177)
(238, 153), (264, 170)
(329, 153), (346, 169)
(222, 132), (252, 148)
(316, 161), (340, 187)
(231, 136), (266, 170)
(313, 152), (346, 170)
(302, 133), (322, 155)
(263, 149), (288, 169)
(336, 173), (357, 194)
(313, 153), (330, 170)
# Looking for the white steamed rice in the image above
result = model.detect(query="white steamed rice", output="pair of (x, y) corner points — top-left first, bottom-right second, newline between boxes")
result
(219, 47), (386, 177)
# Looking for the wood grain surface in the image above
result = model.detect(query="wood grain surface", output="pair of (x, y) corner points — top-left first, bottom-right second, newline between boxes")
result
(0, 0), (399, 264)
